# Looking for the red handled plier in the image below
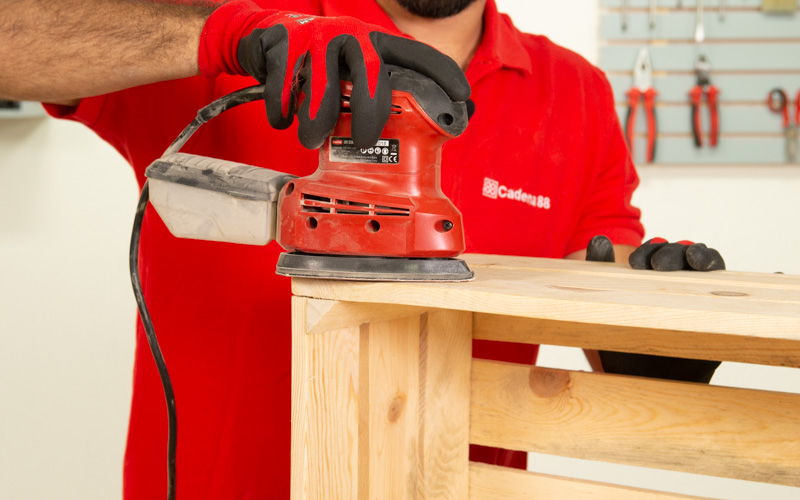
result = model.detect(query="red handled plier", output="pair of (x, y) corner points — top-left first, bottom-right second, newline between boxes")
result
(625, 48), (658, 163)
(767, 88), (800, 163)
(689, 55), (720, 148)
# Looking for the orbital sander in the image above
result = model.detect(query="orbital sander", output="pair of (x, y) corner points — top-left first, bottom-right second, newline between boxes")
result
(143, 67), (473, 281)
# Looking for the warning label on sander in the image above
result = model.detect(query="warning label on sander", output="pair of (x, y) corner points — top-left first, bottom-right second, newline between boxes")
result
(329, 137), (399, 164)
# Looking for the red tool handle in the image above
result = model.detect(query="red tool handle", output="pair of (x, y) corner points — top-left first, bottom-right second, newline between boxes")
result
(625, 88), (641, 157)
(707, 85), (720, 148)
(795, 90), (800, 126)
(767, 88), (789, 128)
(643, 88), (658, 162)
(689, 85), (703, 147)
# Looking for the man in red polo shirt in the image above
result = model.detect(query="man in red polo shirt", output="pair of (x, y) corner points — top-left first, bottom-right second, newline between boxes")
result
(2, 0), (643, 497)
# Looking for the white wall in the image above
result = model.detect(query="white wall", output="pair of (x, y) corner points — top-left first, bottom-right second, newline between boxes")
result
(0, 2), (798, 499)
(0, 117), (137, 499)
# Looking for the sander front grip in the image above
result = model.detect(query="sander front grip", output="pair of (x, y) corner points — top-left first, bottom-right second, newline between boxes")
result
(146, 153), (295, 245)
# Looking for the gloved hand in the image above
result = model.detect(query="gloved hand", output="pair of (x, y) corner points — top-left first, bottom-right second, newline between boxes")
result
(199, 0), (470, 149)
(585, 235), (721, 383)
(629, 237), (725, 271)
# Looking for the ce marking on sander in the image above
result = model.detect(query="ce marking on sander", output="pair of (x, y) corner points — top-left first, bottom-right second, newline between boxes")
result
(360, 140), (398, 163)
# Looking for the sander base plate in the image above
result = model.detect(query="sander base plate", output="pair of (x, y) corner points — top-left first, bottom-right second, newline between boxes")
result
(276, 252), (474, 282)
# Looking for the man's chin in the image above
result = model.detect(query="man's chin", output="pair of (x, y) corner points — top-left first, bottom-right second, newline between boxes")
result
(396, 0), (480, 19)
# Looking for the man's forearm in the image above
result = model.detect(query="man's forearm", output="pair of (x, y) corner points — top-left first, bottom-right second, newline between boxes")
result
(0, 0), (218, 102)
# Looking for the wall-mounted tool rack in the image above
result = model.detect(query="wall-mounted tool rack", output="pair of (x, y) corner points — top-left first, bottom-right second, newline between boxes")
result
(599, 0), (800, 165)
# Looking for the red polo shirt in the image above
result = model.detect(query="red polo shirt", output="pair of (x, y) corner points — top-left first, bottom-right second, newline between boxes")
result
(48, 1), (642, 497)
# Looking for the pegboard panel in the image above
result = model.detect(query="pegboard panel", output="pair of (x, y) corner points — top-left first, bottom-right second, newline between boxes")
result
(599, 0), (800, 165)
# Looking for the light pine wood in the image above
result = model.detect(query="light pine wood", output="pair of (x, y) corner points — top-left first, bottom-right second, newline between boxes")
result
(292, 256), (800, 347)
(464, 253), (800, 287)
(291, 254), (800, 497)
(470, 360), (800, 486)
(416, 309), (472, 499)
(305, 298), (429, 334)
(468, 462), (708, 500)
(473, 313), (800, 367)
(291, 296), (361, 499)
(291, 297), (471, 499)
(364, 313), (420, 498)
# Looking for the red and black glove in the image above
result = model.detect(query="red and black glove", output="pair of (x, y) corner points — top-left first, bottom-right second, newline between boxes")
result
(586, 235), (721, 383)
(199, 1), (470, 149)
(628, 237), (725, 272)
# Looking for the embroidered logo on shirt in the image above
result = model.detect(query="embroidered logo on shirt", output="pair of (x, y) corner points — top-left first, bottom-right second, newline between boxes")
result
(482, 177), (551, 210)
(482, 177), (500, 199)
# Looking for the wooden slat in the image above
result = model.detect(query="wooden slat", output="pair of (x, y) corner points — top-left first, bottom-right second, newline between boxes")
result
(305, 298), (429, 334)
(363, 314), (420, 498)
(472, 313), (800, 367)
(469, 462), (707, 500)
(291, 297), (361, 499)
(292, 256), (800, 347)
(463, 254), (800, 286)
(291, 298), (472, 499)
(469, 360), (800, 486)
(601, 11), (800, 41)
(600, 43), (800, 71)
(417, 309), (472, 499)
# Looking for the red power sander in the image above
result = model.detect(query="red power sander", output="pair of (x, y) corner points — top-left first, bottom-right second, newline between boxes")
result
(143, 67), (473, 281)
(129, 68), (473, 500)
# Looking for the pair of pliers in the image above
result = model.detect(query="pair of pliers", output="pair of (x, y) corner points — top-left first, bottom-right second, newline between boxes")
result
(767, 88), (800, 163)
(689, 55), (720, 148)
(625, 48), (658, 163)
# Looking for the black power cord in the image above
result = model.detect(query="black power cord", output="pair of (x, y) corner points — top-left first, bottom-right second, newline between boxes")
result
(129, 181), (178, 500)
(127, 85), (266, 500)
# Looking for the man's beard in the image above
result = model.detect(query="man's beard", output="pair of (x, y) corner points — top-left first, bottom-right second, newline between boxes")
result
(395, 0), (479, 19)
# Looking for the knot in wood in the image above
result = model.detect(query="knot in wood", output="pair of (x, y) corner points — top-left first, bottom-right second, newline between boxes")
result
(529, 367), (571, 398)
(387, 394), (406, 423)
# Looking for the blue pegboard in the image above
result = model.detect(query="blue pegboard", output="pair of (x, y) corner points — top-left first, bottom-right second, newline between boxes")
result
(599, 0), (800, 164)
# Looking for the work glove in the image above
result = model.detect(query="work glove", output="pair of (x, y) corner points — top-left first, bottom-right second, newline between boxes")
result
(198, 0), (470, 149)
(628, 237), (725, 272)
(585, 235), (721, 383)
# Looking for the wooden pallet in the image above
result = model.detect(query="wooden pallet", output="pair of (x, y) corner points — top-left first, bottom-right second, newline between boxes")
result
(289, 254), (800, 499)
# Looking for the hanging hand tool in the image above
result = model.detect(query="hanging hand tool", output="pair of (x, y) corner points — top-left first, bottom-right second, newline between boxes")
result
(622, 0), (630, 31)
(695, 0), (705, 43)
(625, 48), (658, 163)
(650, 0), (657, 29)
(689, 55), (720, 148)
(767, 88), (799, 163)
(719, 0), (726, 21)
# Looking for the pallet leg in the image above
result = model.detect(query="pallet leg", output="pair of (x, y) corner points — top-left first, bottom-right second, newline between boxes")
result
(291, 297), (472, 499)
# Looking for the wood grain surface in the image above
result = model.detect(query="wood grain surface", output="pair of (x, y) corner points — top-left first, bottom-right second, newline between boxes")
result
(292, 255), (800, 365)
(291, 297), (471, 499)
(469, 462), (707, 500)
(470, 360), (800, 486)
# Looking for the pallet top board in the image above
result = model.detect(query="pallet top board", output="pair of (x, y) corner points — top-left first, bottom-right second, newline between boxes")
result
(292, 254), (800, 341)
